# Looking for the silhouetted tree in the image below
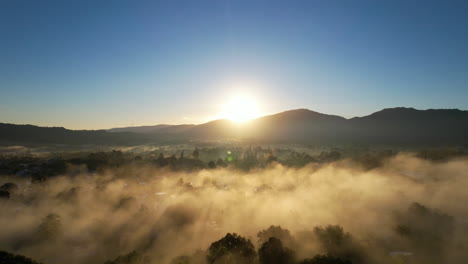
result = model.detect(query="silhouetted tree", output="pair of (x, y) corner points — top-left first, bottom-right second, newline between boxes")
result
(207, 233), (256, 264)
(313, 225), (364, 263)
(258, 237), (295, 264)
(167, 154), (177, 166)
(284, 152), (314, 167)
(257, 225), (294, 247)
(298, 255), (352, 264)
(192, 148), (200, 160)
(266, 154), (278, 163)
(31, 174), (48, 184)
(0, 189), (9, 199)
(318, 151), (341, 163)
(208, 161), (216, 169)
(104, 251), (149, 264)
(0, 251), (43, 264)
(156, 153), (168, 166)
(0, 182), (18, 192)
(36, 213), (62, 242)
(393, 202), (454, 263)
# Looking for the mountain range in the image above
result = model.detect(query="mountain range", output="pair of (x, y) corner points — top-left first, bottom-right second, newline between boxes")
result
(1, 107), (467, 146)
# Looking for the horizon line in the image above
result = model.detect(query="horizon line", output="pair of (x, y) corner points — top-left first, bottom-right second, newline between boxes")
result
(1, 106), (467, 131)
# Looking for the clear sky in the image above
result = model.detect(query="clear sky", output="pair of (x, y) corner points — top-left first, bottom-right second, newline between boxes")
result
(1, 0), (467, 129)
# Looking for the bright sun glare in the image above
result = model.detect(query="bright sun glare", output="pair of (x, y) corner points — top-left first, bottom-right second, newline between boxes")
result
(221, 95), (261, 122)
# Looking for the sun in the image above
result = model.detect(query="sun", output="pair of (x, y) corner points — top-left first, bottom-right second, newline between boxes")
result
(221, 95), (262, 122)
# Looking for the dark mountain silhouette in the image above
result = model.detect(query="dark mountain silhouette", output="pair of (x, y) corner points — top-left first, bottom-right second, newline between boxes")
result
(1, 107), (467, 146)
(177, 109), (348, 143)
(107, 124), (195, 134)
(107, 124), (173, 133)
(347, 107), (468, 145)
(0, 123), (154, 146)
(151, 124), (196, 134)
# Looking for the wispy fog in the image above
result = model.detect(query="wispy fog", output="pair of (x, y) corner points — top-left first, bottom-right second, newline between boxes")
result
(1, 154), (467, 263)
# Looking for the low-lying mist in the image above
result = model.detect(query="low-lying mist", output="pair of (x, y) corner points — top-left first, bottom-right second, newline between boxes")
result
(1, 153), (468, 264)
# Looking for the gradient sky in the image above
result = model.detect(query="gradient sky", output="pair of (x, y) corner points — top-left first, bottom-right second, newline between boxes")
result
(1, 0), (467, 129)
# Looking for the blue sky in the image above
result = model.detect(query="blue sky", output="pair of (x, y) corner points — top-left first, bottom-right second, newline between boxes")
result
(1, 0), (467, 129)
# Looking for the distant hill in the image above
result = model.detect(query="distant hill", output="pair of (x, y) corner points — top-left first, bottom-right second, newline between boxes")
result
(0, 123), (154, 146)
(107, 124), (173, 133)
(107, 124), (196, 134)
(176, 109), (348, 143)
(1, 107), (468, 146)
(347, 107), (468, 145)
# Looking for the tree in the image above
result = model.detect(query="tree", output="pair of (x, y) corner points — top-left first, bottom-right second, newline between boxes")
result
(208, 161), (216, 169)
(207, 233), (256, 264)
(192, 148), (200, 160)
(104, 251), (149, 264)
(393, 202), (454, 263)
(313, 225), (363, 263)
(171, 250), (206, 264)
(36, 213), (62, 242)
(0, 251), (43, 264)
(0, 182), (18, 192)
(299, 255), (352, 264)
(257, 225), (294, 247)
(0, 189), (9, 199)
(258, 237), (295, 264)
(314, 225), (352, 253)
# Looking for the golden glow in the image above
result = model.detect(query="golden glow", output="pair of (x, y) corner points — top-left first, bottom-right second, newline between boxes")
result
(220, 95), (262, 122)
